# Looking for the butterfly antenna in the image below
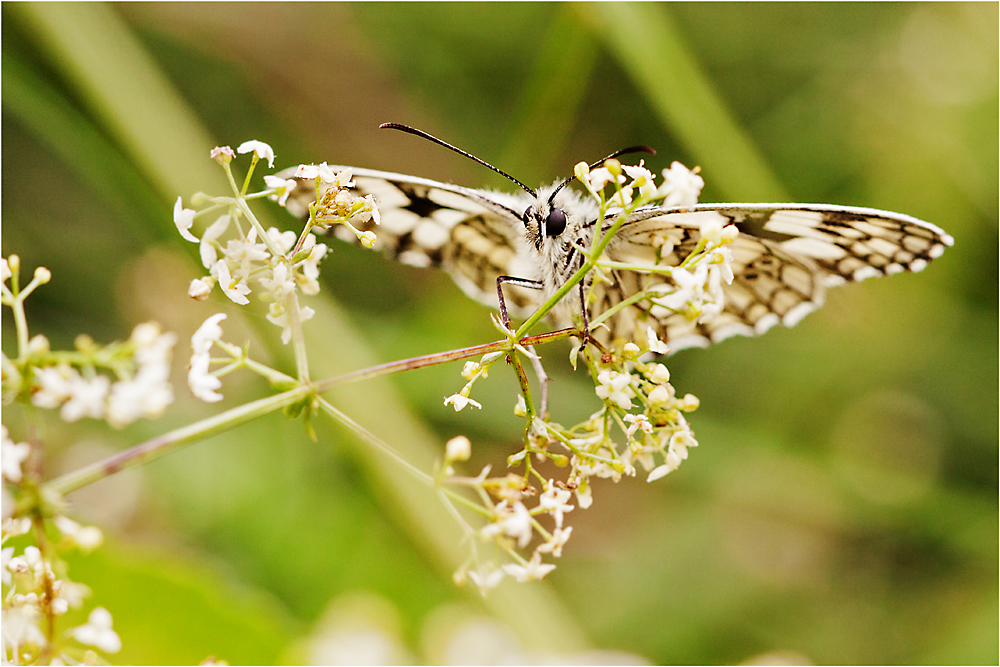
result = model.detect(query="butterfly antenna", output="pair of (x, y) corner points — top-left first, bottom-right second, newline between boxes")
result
(548, 145), (657, 204)
(380, 122), (536, 197)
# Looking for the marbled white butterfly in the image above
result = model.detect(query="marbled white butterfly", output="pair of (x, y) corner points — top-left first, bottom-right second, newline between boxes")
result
(282, 124), (953, 352)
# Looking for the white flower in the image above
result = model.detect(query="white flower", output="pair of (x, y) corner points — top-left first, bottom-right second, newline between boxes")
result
(622, 342), (640, 357)
(444, 393), (482, 412)
(2, 605), (47, 650)
(467, 566), (505, 594)
(53, 516), (103, 551)
(173, 197), (199, 243)
(222, 230), (269, 279)
(658, 161), (704, 208)
(267, 227), (298, 255)
(484, 501), (533, 549)
(646, 326), (670, 355)
(538, 480), (574, 528)
(236, 140), (275, 168)
(363, 194), (380, 225)
(2, 427), (30, 483)
(586, 167), (625, 192)
(72, 607), (121, 654)
(210, 145), (235, 163)
(445, 436), (472, 462)
(359, 231), (377, 248)
(594, 370), (634, 410)
(32, 365), (77, 409)
(294, 162), (338, 184)
(213, 260), (250, 305)
(624, 413), (653, 438)
(260, 262), (296, 300)
(191, 314), (227, 355)
(296, 240), (328, 296)
(199, 214), (232, 269)
(513, 395), (527, 418)
(264, 175), (297, 206)
(647, 464), (673, 482)
(60, 375), (110, 422)
(461, 361), (481, 380)
(265, 303), (315, 345)
(502, 552), (556, 583)
(188, 353), (223, 403)
(2, 546), (13, 586)
(648, 384), (673, 406)
(106, 367), (174, 428)
(649, 363), (670, 384)
(188, 277), (213, 300)
(622, 161), (658, 199)
(536, 526), (573, 557)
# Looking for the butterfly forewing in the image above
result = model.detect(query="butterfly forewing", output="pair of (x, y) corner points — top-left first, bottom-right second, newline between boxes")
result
(282, 166), (545, 317)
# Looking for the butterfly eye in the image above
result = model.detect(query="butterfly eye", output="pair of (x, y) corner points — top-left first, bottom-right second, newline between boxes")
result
(545, 208), (567, 237)
(522, 205), (534, 224)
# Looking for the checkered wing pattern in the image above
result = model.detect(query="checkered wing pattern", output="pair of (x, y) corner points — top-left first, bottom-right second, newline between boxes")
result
(282, 167), (544, 316)
(590, 204), (954, 350)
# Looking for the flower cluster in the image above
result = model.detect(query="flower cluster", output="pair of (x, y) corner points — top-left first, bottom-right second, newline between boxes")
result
(437, 157), (728, 591)
(3, 256), (177, 430)
(2, 516), (121, 664)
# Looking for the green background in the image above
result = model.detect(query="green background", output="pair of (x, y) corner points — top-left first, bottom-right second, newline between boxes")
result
(2, 3), (996, 664)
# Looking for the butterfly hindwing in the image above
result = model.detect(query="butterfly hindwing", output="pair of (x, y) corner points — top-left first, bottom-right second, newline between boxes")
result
(593, 204), (953, 350)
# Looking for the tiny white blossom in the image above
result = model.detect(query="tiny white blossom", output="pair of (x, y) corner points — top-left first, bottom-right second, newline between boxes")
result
(2, 605), (47, 650)
(646, 326), (670, 355)
(658, 161), (704, 208)
(188, 277), (213, 300)
(648, 384), (673, 405)
(237, 140), (275, 168)
(622, 342), (640, 357)
(294, 162), (339, 184)
(699, 217), (724, 243)
(444, 393), (482, 412)
(2, 427), (31, 483)
(513, 395), (527, 418)
(54, 516), (103, 551)
(199, 214), (232, 269)
(650, 363), (671, 384)
(60, 375), (110, 422)
(265, 303), (315, 345)
(502, 552), (556, 583)
(213, 260), (250, 305)
(467, 566), (505, 594)
(72, 607), (121, 654)
(461, 361), (481, 380)
(359, 231), (377, 248)
(210, 145), (235, 163)
(445, 435), (472, 462)
(173, 197), (199, 243)
(624, 413), (653, 438)
(539, 480), (574, 528)
(586, 167), (625, 192)
(266, 227), (298, 255)
(188, 353), (223, 403)
(622, 161), (658, 199)
(484, 501), (533, 549)
(647, 464), (673, 482)
(32, 364), (77, 409)
(595, 370), (634, 410)
(536, 526), (573, 558)
(260, 262), (296, 300)
(264, 175), (297, 206)
(191, 314), (227, 356)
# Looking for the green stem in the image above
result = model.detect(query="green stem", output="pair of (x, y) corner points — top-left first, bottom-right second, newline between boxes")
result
(43, 386), (311, 495)
(312, 329), (575, 394)
(314, 396), (434, 486)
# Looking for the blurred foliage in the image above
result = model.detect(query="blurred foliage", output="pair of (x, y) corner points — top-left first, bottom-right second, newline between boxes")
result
(2, 2), (997, 665)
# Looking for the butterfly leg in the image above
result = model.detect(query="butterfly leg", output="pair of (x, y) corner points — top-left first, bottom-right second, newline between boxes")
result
(495, 275), (543, 331)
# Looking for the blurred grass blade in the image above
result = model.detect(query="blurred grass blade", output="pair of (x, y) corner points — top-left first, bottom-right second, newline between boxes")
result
(2, 47), (167, 240)
(7, 2), (225, 200)
(576, 3), (790, 202)
(499, 5), (599, 184)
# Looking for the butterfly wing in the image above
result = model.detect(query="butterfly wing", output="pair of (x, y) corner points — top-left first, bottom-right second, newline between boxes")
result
(281, 167), (545, 316)
(596, 204), (954, 351)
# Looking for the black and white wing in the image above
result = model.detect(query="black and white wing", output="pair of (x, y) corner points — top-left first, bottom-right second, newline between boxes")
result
(594, 204), (954, 351)
(282, 167), (545, 316)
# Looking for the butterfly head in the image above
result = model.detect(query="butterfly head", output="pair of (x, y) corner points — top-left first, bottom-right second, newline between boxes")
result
(522, 202), (568, 243)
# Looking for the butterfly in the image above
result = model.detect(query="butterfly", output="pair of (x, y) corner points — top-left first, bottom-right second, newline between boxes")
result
(281, 124), (953, 352)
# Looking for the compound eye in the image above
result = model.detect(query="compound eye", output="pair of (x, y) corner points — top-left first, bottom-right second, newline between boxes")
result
(545, 208), (567, 237)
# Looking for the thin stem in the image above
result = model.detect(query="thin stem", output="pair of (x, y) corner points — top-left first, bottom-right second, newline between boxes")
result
(312, 329), (576, 394)
(43, 386), (311, 495)
(314, 396), (434, 486)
